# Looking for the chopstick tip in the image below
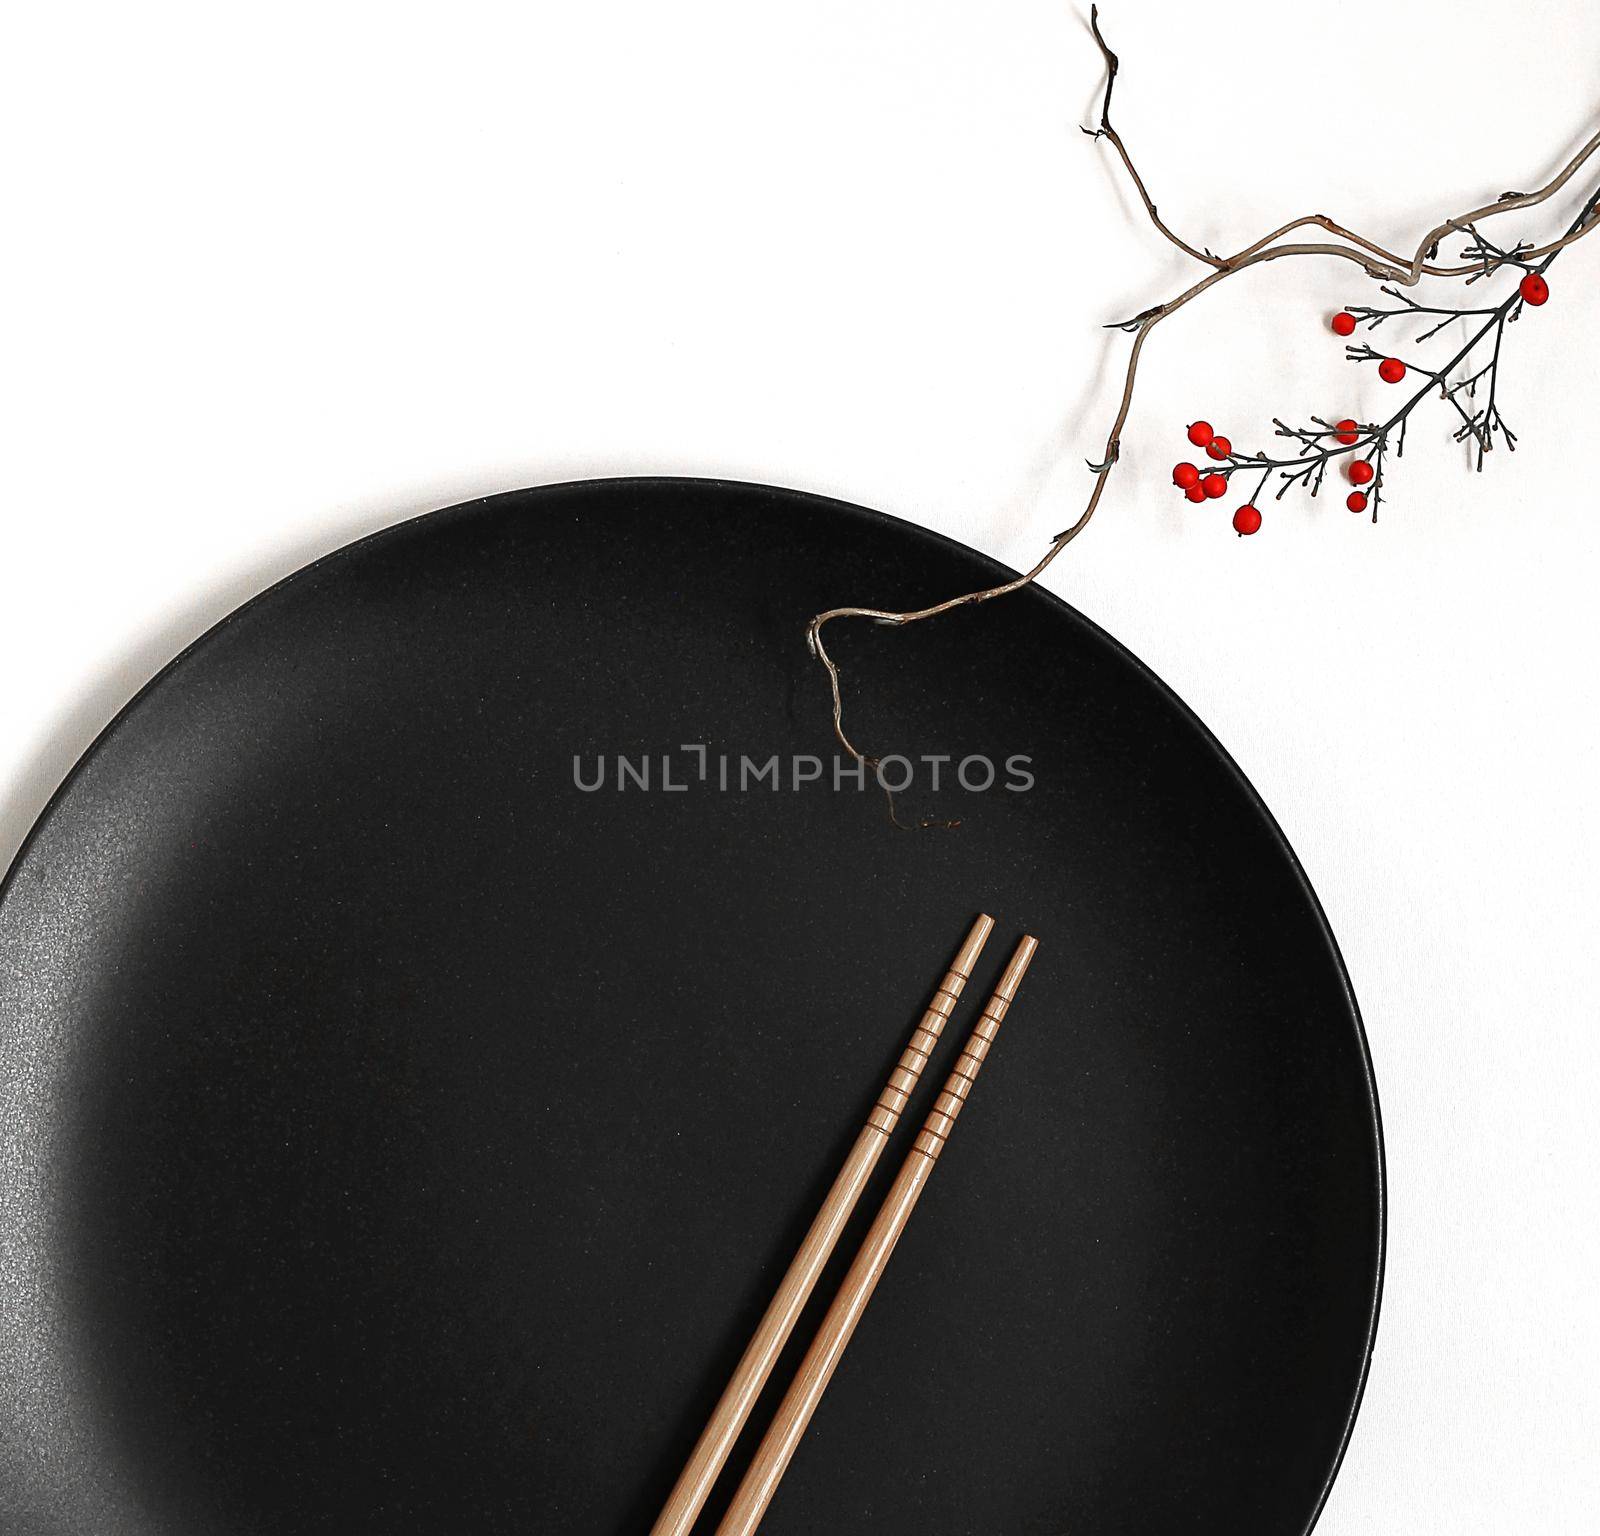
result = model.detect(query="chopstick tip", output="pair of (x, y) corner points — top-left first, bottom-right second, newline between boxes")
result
(996, 933), (1040, 998)
(953, 913), (997, 972)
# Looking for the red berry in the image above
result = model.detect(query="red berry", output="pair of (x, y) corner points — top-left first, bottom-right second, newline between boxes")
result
(1202, 473), (1228, 499)
(1184, 484), (1207, 503)
(1205, 435), (1233, 461)
(1331, 311), (1357, 337)
(1173, 462), (1201, 489)
(1334, 418), (1359, 446)
(1378, 357), (1406, 384)
(1347, 492), (1368, 514)
(1520, 272), (1549, 307)
(1347, 460), (1375, 485)
(1232, 504), (1262, 536)
(1187, 421), (1215, 448)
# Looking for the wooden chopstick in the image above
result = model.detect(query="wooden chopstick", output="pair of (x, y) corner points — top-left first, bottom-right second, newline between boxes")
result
(648, 914), (997, 1536)
(713, 934), (1039, 1536)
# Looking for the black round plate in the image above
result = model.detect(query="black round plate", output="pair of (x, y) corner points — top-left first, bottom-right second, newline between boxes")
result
(0, 479), (1382, 1535)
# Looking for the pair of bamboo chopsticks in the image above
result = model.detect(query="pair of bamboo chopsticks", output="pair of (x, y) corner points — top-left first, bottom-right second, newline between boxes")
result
(650, 914), (1038, 1536)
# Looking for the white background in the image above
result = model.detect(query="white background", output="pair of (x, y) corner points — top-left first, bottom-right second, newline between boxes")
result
(3, 2), (1597, 1529)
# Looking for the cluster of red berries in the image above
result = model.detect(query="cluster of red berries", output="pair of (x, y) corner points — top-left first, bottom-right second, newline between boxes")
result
(1175, 273), (1554, 542)
(1345, 446), (1373, 514)
(1172, 421), (1260, 535)
(1330, 271), (1548, 373)
(1324, 315), (1399, 511)
(1330, 311), (1407, 382)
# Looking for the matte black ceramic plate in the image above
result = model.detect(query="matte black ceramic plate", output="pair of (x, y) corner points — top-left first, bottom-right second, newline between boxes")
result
(0, 479), (1382, 1535)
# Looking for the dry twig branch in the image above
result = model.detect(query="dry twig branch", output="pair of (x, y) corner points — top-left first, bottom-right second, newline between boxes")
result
(807, 6), (1600, 823)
